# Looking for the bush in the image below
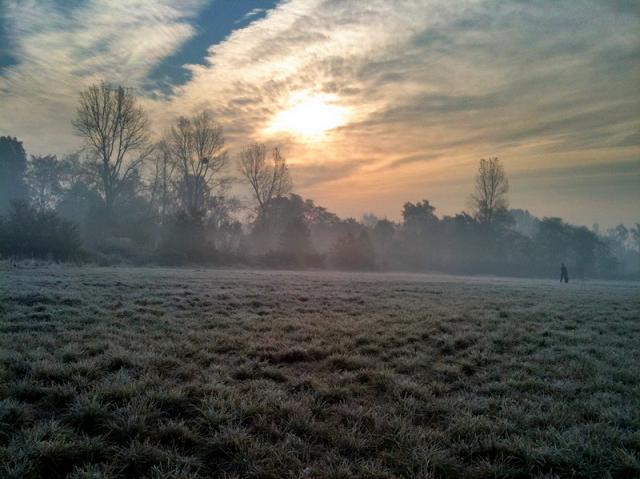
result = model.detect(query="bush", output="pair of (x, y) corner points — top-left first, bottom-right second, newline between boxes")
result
(0, 200), (84, 261)
(156, 212), (217, 265)
(329, 231), (376, 270)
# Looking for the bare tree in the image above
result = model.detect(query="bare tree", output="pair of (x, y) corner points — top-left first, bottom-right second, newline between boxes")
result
(239, 143), (292, 216)
(469, 157), (509, 224)
(72, 82), (152, 213)
(148, 141), (177, 226)
(164, 112), (227, 219)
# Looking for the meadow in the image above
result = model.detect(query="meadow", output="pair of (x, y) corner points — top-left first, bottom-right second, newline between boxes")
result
(0, 266), (638, 478)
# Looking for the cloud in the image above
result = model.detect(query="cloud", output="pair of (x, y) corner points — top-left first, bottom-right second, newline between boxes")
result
(0, 0), (638, 226)
(510, 158), (640, 227)
(235, 8), (265, 24)
(0, 0), (208, 153)
(292, 157), (371, 188)
(160, 1), (638, 165)
(387, 153), (442, 169)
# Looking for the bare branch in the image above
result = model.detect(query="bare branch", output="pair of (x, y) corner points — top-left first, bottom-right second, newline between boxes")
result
(238, 143), (292, 216)
(72, 82), (150, 212)
(469, 157), (509, 224)
(163, 112), (228, 218)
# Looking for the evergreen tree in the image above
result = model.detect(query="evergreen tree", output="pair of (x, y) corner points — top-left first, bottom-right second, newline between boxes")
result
(0, 136), (28, 213)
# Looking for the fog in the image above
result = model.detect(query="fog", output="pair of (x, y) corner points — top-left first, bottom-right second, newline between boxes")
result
(0, 84), (638, 279)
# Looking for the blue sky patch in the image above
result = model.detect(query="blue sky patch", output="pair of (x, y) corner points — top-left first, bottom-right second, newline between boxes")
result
(0, 4), (18, 72)
(146, 0), (279, 93)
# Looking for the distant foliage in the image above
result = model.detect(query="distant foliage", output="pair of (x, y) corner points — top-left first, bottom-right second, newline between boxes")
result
(157, 211), (216, 264)
(26, 154), (66, 211)
(532, 218), (609, 278)
(0, 200), (83, 261)
(1, 101), (637, 275)
(279, 217), (311, 254)
(329, 231), (376, 270)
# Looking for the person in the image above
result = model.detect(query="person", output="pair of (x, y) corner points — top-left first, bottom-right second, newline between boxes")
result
(560, 263), (569, 283)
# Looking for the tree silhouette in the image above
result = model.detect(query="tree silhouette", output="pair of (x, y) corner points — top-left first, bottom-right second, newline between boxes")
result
(26, 155), (64, 211)
(0, 136), (28, 213)
(72, 82), (151, 214)
(164, 112), (227, 220)
(470, 157), (509, 225)
(239, 143), (291, 216)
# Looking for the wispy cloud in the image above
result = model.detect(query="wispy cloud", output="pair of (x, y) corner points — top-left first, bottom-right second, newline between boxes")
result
(0, 0), (638, 225)
(154, 0), (638, 224)
(0, 0), (208, 152)
(235, 8), (265, 24)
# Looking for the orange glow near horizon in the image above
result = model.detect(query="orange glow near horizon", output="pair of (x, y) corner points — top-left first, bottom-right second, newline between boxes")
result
(265, 91), (350, 140)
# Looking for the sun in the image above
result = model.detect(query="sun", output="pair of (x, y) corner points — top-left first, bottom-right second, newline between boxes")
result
(265, 91), (350, 140)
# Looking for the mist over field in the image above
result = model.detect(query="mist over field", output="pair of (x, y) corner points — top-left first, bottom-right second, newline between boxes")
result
(1, 135), (638, 278)
(1, 1), (639, 478)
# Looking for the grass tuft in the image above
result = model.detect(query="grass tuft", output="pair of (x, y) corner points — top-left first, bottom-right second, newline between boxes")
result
(1, 267), (638, 478)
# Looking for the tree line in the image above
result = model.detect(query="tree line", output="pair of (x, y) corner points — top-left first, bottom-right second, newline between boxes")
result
(1, 82), (638, 278)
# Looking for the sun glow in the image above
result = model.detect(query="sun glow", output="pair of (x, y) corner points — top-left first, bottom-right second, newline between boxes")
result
(266, 91), (350, 140)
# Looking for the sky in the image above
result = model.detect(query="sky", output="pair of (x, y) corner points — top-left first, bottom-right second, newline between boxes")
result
(0, 0), (638, 228)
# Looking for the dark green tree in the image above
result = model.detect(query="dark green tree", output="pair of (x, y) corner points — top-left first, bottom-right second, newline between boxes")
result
(0, 200), (83, 260)
(329, 230), (375, 270)
(0, 136), (28, 213)
(279, 216), (313, 257)
(26, 154), (65, 211)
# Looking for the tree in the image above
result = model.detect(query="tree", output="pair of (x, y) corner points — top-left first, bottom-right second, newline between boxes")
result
(279, 216), (313, 256)
(571, 225), (600, 277)
(510, 209), (540, 237)
(603, 224), (631, 270)
(207, 194), (243, 252)
(249, 194), (305, 254)
(239, 143), (291, 216)
(632, 224), (640, 247)
(329, 230), (375, 270)
(148, 142), (177, 226)
(470, 157), (509, 224)
(402, 200), (438, 234)
(300, 198), (341, 253)
(0, 136), (28, 213)
(400, 200), (440, 269)
(608, 224), (629, 245)
(55, 153), (102, 235)
(26, 155), (65, 211)
(361, 213), (379, 229)
(371, 219), (396, 268)
(534, 217), (571, 272)
(631, 223), (640, 270)
(165, 112), (227, 219)
(373, 219), (395, 244)
(72, 82), (151, 213)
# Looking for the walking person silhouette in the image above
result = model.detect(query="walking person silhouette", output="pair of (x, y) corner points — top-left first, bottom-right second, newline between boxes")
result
(560, 263), (569, 283)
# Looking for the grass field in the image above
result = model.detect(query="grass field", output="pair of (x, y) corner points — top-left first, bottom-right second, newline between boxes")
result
(0, 266), (638, 478)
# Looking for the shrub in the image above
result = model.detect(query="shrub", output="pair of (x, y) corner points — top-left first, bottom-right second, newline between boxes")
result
(156, 212), (217, 265)
(329, 231), (376, 270)
(0, 200), (84, 261)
